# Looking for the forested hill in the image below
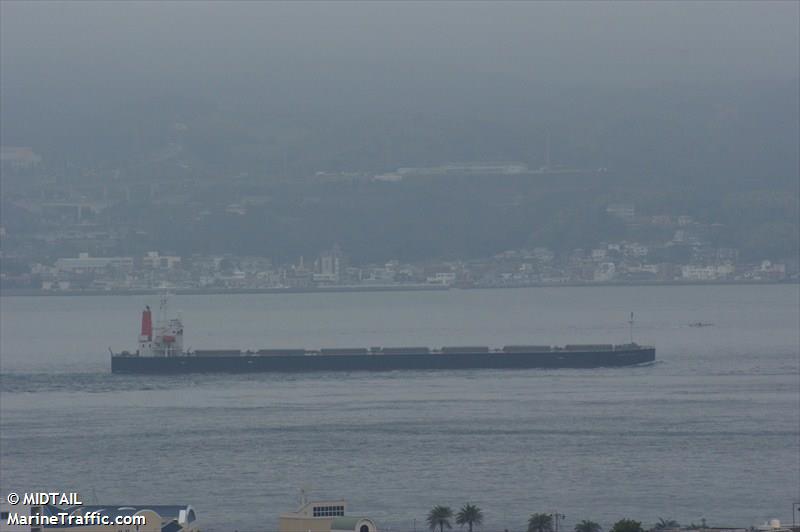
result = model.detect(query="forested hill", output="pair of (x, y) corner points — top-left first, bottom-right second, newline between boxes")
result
(2, 77), (797, 264)
(2, 78), (797, 190)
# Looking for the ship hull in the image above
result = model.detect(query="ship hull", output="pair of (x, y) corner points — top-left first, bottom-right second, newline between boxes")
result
(111, 348), (655, 374)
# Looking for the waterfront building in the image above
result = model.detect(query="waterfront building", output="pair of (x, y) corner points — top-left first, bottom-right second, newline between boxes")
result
(0, 146), (42, 169)
(279, 499), (378, 532)
(426, 272), (456, 285)
(0, 503), (198, 532)
(55, 253), (134, 274)
(142, 252), (182, 270)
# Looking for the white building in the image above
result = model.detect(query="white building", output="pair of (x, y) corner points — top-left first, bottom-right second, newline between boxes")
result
(681, 264), (734, 281)
(426, 272), (456, 285)
(624, 243), (649, 257)
(606, 203), (635, 220)
(279, 499), (378, 532)
(41, 280), (72, 291)
(142, 251), (182, 270)
(594, 262), (616, 282)
(757, 519), (791, 532)
(55, 253), (134, 273)
(0, 146), (42, 169)
(397, 162), (528, 176)
(313, 273), (339, 284)
(532, 247), (555, 263)
(373, 173), (403, 182)
(591, 248), (608, 260)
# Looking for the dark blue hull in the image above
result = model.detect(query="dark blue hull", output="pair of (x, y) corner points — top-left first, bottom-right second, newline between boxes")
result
(111, 347), (655, 374)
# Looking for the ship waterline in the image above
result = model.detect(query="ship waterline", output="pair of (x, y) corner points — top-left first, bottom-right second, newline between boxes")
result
(110, 296), (655, 373)
(111, 346), (655, 373)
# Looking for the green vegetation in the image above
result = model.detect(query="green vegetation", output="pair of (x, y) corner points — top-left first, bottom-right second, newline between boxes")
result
(528, 513), (554, 532)
(654, 519), (680, 531)
(3, 80), (797, 265)
(419, 509), (705, 532)
(611, 519), (645, 532)
(575, 520), (603, 532)
(52, 173), (793, 266)
(456, 504), (484, 532)
(427, 506), (454, 532)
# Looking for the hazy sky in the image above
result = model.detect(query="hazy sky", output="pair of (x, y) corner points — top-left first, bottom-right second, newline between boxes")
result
(2, 0), (798, 94)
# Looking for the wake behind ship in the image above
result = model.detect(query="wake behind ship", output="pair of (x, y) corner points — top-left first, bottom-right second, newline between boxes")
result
(110, 296), (656, 374)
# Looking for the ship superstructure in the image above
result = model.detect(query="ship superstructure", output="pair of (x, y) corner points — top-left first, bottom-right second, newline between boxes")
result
(137, 294), (184, 357)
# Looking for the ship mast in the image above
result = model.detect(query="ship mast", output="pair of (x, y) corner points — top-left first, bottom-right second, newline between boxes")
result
(159, 291), (169, 325)
(628, 311), (635, 344)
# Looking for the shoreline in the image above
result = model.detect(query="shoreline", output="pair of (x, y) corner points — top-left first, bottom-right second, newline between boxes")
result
(0, 279), (796, 297)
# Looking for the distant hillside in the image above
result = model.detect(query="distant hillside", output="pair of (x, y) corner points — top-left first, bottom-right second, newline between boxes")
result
(2, 79), (797, 190)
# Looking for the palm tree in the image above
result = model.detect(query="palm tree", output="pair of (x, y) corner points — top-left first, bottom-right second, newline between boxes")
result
(610, 519), (644, 532)
(575, 520), (602, 532)
(456, 504), (484, 532)
(654, 519), (680, 531)
(688, 519), (707, 530)
(528, 513), (554, 532)
(428, 506), (454, 532)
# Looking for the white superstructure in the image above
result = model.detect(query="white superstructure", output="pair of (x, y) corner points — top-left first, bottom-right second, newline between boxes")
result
(137, 294), (184, 357)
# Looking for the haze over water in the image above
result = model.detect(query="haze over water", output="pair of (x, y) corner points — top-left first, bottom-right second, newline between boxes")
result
(1, 285), (798, 532)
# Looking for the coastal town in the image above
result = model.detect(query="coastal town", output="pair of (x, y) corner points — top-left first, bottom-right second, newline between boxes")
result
(0, 218), (795, 295)
(3, 143), (797, 295)
(3, 238), (794, 295)
(1, 152), (796, 294)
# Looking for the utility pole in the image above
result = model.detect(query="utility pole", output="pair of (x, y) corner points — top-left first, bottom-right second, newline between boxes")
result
(553, 513), (566, 532)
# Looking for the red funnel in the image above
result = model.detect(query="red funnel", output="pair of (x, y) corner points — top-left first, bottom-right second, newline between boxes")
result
(141, 308), (152, 340)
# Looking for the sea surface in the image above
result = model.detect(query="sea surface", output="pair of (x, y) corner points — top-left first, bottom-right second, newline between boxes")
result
(1, 285), (798, 532)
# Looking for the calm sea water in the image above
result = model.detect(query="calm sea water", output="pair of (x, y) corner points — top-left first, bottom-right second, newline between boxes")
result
(1, 286), (798, 532)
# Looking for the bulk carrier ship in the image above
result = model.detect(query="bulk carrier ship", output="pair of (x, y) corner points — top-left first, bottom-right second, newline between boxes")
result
(110, 295), (655, 374)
